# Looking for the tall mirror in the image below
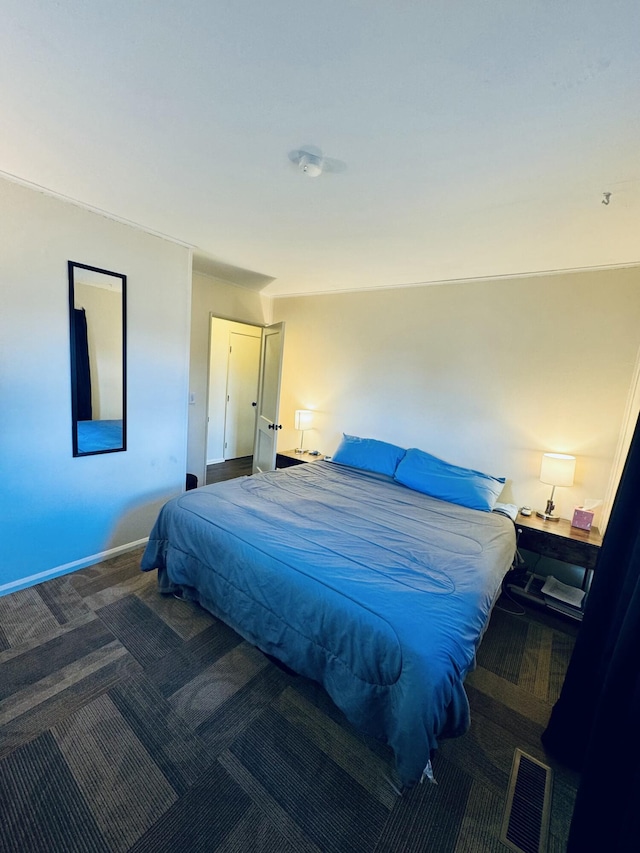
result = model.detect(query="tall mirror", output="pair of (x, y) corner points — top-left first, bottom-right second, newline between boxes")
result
(68, 261), (127, 456)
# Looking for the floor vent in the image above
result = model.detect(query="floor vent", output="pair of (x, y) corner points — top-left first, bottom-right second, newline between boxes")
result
(500, 749), (553, 853)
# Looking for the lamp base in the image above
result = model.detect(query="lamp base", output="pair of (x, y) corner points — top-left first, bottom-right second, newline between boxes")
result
(536, 510), (561, 522)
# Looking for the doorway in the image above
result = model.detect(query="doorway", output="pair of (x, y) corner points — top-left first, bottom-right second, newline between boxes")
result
(206, 318), (262, 480)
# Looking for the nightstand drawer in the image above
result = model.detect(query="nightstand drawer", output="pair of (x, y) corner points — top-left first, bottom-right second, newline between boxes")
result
(516, 515), (602, 571)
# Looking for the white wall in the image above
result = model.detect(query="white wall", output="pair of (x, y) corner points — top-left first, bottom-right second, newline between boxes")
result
(187, 273), (268, 485)
(0, 177), (192, 594)
(272, 267), (640, 528)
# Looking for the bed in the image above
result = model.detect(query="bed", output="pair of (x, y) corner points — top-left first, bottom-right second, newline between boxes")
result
(141, 449), (515, 787)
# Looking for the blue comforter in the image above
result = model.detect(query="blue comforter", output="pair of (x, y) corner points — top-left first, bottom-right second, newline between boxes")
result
(76, 419), (123, 453)
(141, 461), (515, 785)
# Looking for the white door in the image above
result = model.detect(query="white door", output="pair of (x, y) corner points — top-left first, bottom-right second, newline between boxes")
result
(253, 322), (285, 473)
(224, 332), (260, 459)
(206, 319), (261, 465)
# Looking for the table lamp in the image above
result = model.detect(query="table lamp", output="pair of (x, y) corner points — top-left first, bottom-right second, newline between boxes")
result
(536, 452), (576, 521)
(294, 410), (314, 453)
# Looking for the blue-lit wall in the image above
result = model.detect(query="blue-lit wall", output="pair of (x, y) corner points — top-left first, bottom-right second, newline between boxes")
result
(0, 177), (192, 594)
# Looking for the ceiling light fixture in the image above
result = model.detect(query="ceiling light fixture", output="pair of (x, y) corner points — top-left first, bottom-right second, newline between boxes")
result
(288, 146), (347, 178)
(298, 152), (323, 178)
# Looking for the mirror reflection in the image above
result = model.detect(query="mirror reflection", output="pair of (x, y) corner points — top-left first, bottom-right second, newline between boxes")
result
(69, 261), (126, 456)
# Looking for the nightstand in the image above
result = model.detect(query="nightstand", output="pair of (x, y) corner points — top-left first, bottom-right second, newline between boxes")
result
(508, 513), (603, 620)
(276, 450), (325, 469)
(516, 513), (602, 573)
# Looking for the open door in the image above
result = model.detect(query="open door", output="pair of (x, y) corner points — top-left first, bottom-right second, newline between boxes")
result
(253, 322), (285, 473)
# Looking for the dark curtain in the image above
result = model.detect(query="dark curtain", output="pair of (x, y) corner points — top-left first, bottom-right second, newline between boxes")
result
(541, 411), (640, 851)
(73, 308), (92, 421)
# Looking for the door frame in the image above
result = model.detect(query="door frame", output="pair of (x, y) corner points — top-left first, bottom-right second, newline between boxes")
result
(602, 340), (640, 531)
(203, 313), (284, 485)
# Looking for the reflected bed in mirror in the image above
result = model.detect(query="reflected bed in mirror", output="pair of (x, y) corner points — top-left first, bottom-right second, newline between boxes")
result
(68, 261), (127, 456)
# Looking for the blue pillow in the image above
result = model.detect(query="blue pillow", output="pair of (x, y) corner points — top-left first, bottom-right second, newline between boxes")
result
(332, 434), (406, 477)
(394, 448), (505, 512)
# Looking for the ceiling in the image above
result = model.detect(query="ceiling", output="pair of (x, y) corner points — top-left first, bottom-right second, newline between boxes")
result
(2, 1), (638, 297)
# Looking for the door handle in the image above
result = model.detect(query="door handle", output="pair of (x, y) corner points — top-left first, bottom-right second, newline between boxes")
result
(268, 423), (283, 430)
(252, 402), (257, 407)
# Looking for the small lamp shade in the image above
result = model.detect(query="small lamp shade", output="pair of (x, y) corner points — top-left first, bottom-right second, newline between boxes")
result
(294, 409), (314, 453)
(294, 410), (314, 431)
(540, 453), (576, 487)
(536, 452), (576, 521)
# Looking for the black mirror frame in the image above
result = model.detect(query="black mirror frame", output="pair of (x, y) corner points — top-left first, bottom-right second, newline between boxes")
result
(68, 260), (127, 457)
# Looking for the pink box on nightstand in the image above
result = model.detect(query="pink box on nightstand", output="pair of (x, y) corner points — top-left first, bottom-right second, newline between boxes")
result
(572, 507), (595, 532)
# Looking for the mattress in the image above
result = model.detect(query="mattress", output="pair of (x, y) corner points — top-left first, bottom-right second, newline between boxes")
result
(141, 461), (515, 785)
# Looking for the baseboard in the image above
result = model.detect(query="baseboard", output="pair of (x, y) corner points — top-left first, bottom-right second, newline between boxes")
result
(0, 538), (149, 597)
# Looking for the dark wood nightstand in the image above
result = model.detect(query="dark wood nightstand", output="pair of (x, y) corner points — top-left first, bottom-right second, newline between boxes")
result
(276, 450), (326, 469)
(516, 513), (602, 572)
(508, 513), (603, 620)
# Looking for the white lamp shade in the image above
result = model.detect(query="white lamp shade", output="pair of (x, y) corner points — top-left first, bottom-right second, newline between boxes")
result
(540, 453), (576, 488)
(294, 409), (314, 431)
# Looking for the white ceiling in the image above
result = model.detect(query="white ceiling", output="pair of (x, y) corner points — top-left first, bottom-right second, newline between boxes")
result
(2, 1), (638, 297)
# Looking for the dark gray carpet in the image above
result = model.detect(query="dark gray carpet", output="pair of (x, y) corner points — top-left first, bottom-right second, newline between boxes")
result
(0, 550), (579, 851)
